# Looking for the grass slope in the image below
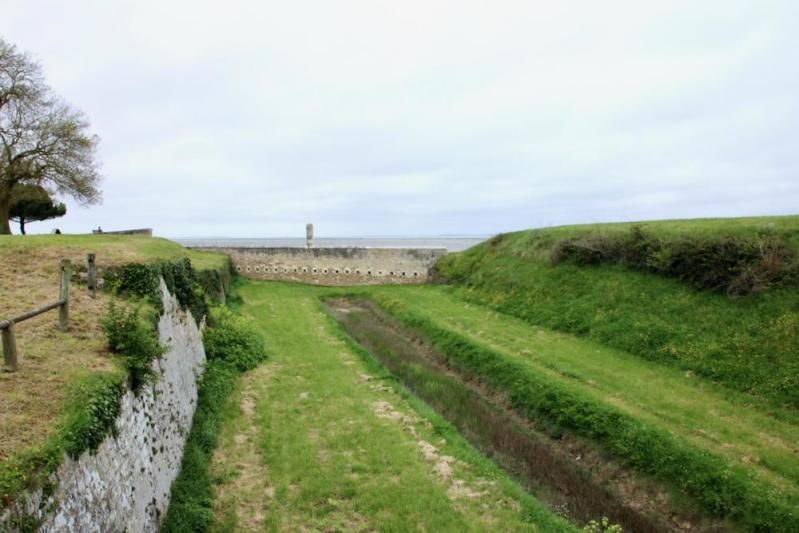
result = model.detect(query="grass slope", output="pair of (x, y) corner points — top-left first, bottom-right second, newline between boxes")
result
(204, 281), (571, 531)
(0, 234), (227, 510)
(0, 234), (228, 271)
(364, 286), (799, 531)
(434, 216), (799, 408)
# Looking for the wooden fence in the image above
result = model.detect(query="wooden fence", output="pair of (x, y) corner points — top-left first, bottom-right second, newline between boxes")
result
(1, 255), (97, 372)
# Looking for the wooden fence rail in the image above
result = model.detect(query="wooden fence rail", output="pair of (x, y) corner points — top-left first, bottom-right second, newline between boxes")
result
(1, 259), (72, 372)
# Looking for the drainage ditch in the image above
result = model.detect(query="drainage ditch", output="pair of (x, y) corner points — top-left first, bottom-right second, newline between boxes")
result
(325, 298), (730, 533)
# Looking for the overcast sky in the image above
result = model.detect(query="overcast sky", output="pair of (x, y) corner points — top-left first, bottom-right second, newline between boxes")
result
(3, 1), (798, 237)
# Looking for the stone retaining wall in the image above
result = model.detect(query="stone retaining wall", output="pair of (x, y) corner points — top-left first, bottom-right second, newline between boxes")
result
(0, 279), (206, 532)
(192, 247), (447, 286)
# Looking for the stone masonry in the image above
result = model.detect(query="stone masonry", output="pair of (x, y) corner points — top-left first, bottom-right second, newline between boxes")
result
(193, 247), (448, 286)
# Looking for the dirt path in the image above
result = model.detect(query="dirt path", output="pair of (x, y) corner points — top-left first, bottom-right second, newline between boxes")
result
(208, 282), (571, 532)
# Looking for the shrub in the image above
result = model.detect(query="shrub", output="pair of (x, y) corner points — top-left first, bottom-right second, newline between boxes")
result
(101, 300), (166, 391)
(61, 375), (124, 458)
(159, 258), (209, 323)
(551, 227), (798, 296)
(196, 269), (227, 304)
(203, 307), (266, 372)
(112, 258), (210, 323)
(117, 263), (161, 303)
(161, 362), (239, 532)
(162, 305), (267, 531)
(0, 372), (126, 516)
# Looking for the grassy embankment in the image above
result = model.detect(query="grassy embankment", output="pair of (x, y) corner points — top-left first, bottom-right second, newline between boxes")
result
(364, 286), (799, 531)
(0, 234), (227, 508)
(434, 215), (799, 410)
(340, 215), (799, 531)
(185, 281), (572, 532)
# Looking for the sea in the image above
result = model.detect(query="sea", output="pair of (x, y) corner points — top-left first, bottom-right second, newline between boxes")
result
(172, 236), (490, 253)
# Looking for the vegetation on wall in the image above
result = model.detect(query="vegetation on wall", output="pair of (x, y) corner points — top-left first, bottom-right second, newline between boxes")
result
(0, 256), (216, 518)
(434, 216), (799, 408)
(162, 303), (267, 532)
(112, 257), (210, 323)
(0, 369), (127, 522)
(101, 301), (166, 392)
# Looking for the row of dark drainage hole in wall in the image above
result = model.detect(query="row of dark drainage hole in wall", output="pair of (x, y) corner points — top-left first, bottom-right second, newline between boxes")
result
(235, 265), (421, 278)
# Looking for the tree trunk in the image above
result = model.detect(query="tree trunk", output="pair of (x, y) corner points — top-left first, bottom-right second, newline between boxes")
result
(19, 216), (26, 235)
(0, 190), (11, 235)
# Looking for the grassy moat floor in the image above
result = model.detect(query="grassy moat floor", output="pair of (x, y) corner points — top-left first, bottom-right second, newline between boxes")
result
(209, 281), (570, 531)
(206, 279), (799, 531)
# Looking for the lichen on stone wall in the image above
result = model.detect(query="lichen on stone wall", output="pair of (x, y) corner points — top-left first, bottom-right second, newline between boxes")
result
(0, 280), (206, 532)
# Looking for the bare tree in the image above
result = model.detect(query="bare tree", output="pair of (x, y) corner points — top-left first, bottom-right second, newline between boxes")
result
(0, 37), (101, 234)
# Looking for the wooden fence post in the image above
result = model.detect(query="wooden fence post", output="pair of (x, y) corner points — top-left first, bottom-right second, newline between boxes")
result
(87, 253), (97, 298)
(2, 323), (18, 372)
(59, 259), (71, 331)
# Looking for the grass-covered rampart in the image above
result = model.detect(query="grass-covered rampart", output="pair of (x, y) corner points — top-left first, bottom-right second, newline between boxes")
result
(434, 216), (799, 408)
(0, 234), (228, 517)
(367, 291), (799, 532)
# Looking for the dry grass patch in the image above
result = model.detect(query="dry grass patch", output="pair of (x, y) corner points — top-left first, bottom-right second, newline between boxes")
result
(0, 248), (113, 460)
(0, 235), (226, 461)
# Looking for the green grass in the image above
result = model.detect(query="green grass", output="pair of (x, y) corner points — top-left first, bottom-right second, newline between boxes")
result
(159, 295), (270, 532)
(434, 215), (799, 408)
(0, 234), (228, 271)
(202, 281), (572, 532)
(0, 234), (226, 517)
(359, 285), (799, 531)
(0, 363), (128, 524)
(520, 215), (799, 243)
(328, 298), (684, 531)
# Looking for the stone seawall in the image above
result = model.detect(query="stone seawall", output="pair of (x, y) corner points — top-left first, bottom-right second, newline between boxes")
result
(192, 247), (447, 286)
(1, 279), (206, 532)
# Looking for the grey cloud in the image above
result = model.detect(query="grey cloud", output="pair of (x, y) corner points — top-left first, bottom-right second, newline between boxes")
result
(3, 0), (797, 237)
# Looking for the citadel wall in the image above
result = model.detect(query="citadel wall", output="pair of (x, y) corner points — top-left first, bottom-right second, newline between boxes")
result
(192, 247), (447, 286)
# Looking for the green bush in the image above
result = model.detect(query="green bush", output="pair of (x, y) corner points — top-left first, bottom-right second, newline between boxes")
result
(196, 268), (230, 304)
(551, 227), (798, 296)
(101, 300), (166, 391)
(203, 307), (266, 372)
(60, 375), (125, 458)
(117, 263), (161, 303)
(159, 258), (209, 323)
(583, 517), (622, 533)
(113, 258), (210, 323)
(161, 362), (239, 532)
(162, 306), (267, 531)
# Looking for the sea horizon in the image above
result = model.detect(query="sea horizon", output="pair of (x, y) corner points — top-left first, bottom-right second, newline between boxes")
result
(172, 235), (491, 253)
